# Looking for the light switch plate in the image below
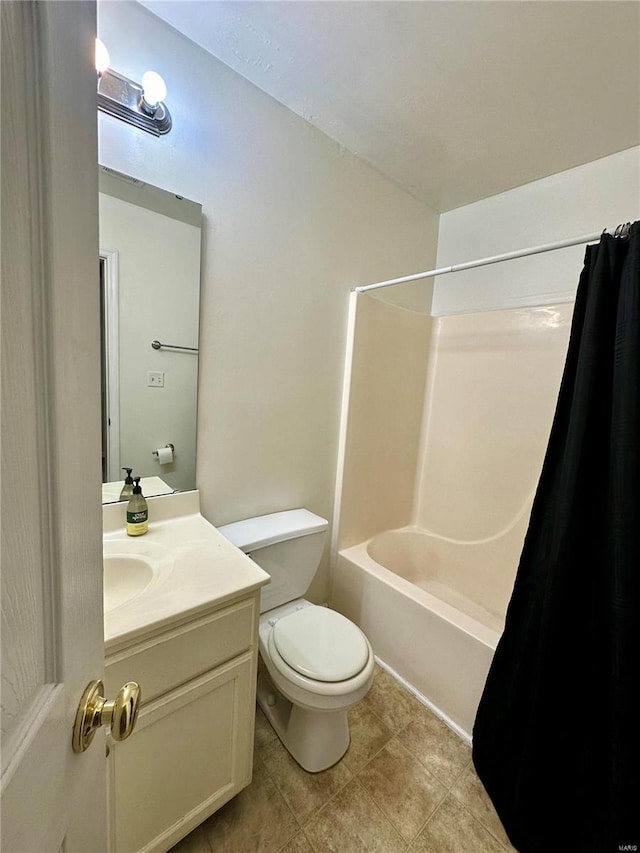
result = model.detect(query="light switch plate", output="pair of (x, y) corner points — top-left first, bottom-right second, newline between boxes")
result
(147, 371), (164, 387)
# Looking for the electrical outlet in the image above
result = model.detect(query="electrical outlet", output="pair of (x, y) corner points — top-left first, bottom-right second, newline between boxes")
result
(147, 371), (164, 387)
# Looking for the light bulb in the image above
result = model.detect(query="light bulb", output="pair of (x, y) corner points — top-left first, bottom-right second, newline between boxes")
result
(95, 38), (110, 74)
(141, 71), (167, 107)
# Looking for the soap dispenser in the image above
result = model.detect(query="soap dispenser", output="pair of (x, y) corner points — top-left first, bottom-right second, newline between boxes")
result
(119, 467), (134, 502)
(126, 477), (149, 537)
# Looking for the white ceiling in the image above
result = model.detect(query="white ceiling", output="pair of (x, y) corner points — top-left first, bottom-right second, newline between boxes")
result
(140, 0), (640, 212)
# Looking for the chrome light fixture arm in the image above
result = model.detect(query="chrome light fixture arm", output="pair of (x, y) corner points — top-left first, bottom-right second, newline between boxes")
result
(98, 67), (172, 137)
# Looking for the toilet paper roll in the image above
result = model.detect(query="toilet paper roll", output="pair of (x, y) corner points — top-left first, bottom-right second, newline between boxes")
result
(155, 445), (174, 465)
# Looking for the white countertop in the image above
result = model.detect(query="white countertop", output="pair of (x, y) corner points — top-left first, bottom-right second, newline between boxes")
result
(103, 491), (270, 653)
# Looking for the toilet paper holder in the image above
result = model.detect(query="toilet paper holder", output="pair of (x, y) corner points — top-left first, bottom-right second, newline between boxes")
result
(152, 443), (175, 459)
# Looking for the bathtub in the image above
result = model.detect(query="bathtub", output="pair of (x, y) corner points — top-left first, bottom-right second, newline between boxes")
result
(333, 524), (523, 739)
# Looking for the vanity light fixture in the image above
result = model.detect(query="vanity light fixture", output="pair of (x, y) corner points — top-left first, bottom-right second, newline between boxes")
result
(96, 39), (172, 137)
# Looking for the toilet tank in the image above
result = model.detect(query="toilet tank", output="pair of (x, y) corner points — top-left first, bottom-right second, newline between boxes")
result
(218, 509), (328, 613)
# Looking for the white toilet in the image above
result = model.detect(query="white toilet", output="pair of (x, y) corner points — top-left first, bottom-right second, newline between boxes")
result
(218, 508), (374, 773)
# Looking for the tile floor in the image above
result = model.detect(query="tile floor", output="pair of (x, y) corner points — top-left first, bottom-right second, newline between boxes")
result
(170, 664), (518, 852)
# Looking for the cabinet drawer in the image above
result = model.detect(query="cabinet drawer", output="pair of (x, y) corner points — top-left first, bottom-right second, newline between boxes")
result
(105, 596), (257, 703)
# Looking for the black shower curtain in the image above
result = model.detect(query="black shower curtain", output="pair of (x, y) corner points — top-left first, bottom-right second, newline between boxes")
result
(472, 223), (639, 853)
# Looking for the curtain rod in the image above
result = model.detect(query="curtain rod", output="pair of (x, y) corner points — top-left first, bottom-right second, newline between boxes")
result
(354, 230), (606, 294)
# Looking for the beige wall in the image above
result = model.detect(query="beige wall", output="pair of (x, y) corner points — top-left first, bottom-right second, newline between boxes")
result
(434, 146), (639, 316)
(97, 1), (439, 602)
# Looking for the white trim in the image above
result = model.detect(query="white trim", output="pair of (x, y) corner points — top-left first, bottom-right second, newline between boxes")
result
(100, 249), (120, 481)
(374, 655), (473, 746)
(330, 291), (358, 566)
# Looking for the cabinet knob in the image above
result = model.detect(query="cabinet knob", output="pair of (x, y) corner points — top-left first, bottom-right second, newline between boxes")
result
(72, 679), (141, 753)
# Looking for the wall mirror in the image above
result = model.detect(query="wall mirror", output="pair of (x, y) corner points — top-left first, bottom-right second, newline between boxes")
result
(99, 166), (202, 503)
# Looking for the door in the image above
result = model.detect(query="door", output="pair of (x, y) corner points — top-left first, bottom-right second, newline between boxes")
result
(1, 2), (108, 851)
(99, 251), (121, 484)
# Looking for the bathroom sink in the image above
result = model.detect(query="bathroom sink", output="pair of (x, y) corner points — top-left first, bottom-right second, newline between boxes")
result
(102, 493), (270, 647)
(104, 554), (155, 612)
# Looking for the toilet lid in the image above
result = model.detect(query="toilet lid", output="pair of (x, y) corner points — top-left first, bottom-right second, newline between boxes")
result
(272, 606), (369, 682)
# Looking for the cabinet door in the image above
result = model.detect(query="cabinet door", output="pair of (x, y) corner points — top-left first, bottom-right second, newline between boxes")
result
(109, 653), (255, 853)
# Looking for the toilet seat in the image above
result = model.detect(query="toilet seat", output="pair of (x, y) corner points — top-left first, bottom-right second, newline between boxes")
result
(271, 605), (370, 682)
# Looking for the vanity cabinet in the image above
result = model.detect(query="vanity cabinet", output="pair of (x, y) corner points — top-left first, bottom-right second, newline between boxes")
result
(105, 592), (260, 853)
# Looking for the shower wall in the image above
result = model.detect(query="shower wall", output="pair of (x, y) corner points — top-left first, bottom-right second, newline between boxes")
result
(336, 293), (433, 549)
(336, 295), (573, 558)
(415, 305), (572, 542)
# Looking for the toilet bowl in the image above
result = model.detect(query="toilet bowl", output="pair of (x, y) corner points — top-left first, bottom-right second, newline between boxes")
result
(218, 510), (374, 772)
(256, 600), (374, 771)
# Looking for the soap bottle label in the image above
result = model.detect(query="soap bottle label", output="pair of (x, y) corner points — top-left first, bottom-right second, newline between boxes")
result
(127, 509), (149, 536)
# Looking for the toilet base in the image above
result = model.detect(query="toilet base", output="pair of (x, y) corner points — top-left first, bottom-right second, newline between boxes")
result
(256, 669), (350, 773)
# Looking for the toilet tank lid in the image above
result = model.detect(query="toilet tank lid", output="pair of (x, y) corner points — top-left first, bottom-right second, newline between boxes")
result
(217, 509), (328, 552)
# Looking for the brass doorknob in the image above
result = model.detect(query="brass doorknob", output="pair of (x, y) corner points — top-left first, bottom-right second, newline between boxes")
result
(72, 679), (141, 753)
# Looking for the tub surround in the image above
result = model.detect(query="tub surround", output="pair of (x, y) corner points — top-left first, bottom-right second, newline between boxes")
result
(336, 294), (434, 550)
(414, 304), (573, 539)
(332, 299), (574, 737)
